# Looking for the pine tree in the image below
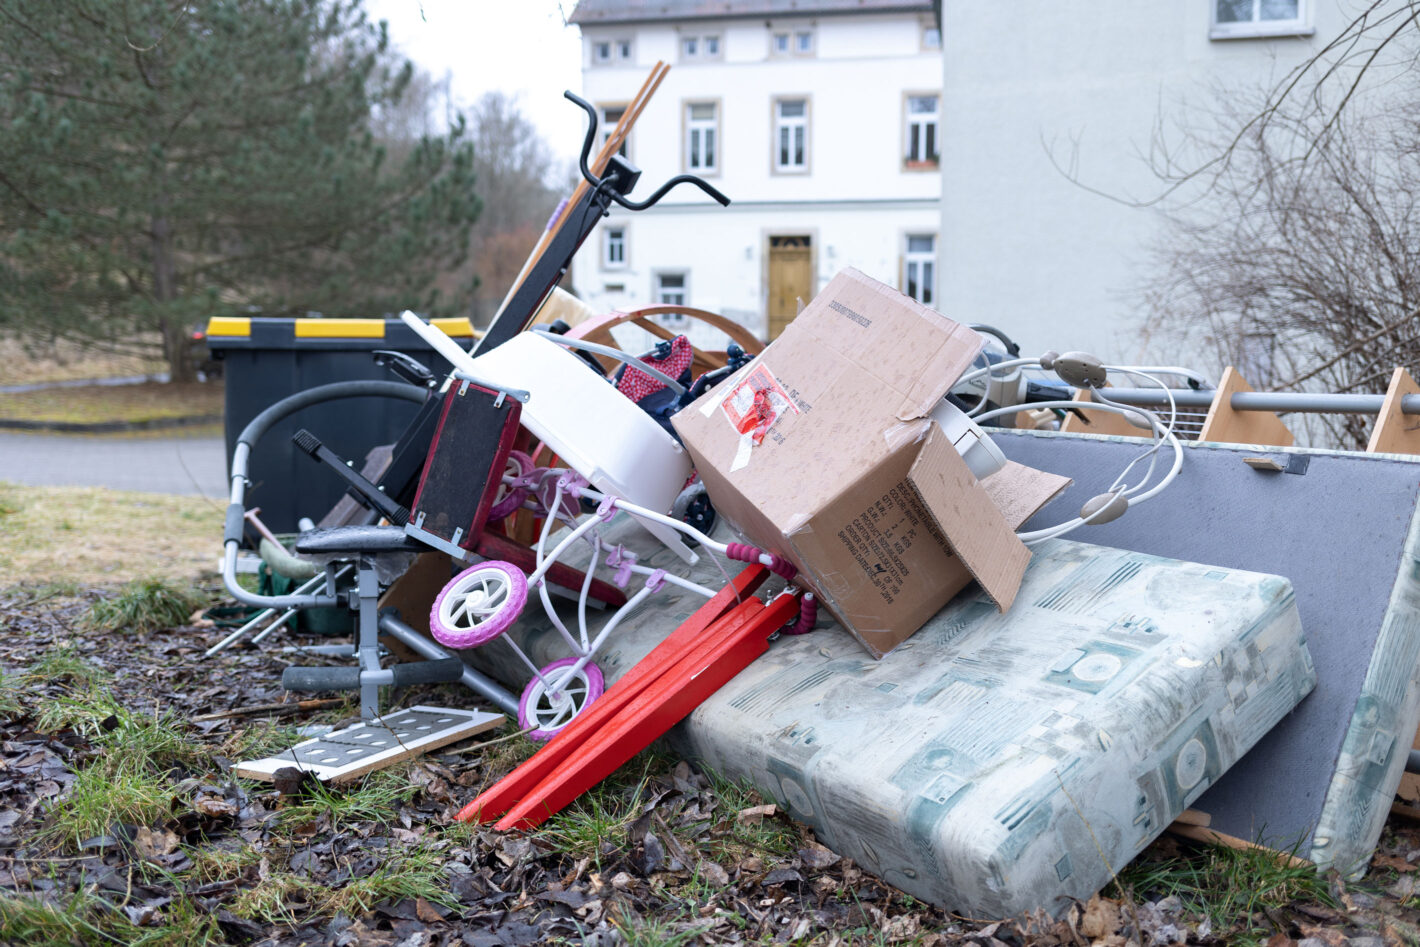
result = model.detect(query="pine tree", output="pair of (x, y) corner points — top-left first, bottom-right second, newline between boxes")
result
(0, 0), (480, 380)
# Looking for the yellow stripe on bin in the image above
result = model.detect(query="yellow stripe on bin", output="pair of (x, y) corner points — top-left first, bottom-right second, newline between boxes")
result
(205, 316), (251, 337)
(430, 317), (482, 338)
(294, 318), (386, 339)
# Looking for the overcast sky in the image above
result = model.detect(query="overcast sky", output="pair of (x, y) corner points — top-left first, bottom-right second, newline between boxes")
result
(363, 0), (586, 161)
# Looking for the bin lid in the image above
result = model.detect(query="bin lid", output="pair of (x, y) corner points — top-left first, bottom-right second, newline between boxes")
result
(206, 316), (481, 351)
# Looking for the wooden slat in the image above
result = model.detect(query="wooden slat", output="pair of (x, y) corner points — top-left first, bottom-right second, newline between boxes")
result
(1166, 821), (1311, 869)
(1059, 387), (1149, 438)
(1198, 367), (1293, 447)
(1367, 367), (1420, 455)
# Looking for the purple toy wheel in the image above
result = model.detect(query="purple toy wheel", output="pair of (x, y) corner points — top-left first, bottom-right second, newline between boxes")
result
(532, 472), (582, 524)
(518, 657), (605, 741)
(486, 450), (534, 523)
(429, 561), (528, 649)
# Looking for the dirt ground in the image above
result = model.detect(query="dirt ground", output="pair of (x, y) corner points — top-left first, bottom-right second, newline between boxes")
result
(4, 575), (1420, 945)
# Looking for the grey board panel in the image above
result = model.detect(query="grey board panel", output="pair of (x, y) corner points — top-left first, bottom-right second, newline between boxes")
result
(993, 428), (1420, 873)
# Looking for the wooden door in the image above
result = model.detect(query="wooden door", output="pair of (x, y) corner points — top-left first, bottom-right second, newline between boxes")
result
(767, 235), (813, 340)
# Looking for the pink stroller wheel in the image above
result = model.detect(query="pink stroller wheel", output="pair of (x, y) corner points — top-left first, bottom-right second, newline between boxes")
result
(430, 561), (528, 649)
(518, 657), (605, 740)
(486, 450), (535, 523)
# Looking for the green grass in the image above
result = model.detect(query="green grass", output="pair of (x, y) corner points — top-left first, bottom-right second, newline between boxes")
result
(1118, 837), (1330, 943)
(700, 769), (799, 862)
(275, 768), (418, 832)
(536, 750), (674, 868)
(36, 697), (206, 851)
(0, 888), (222, 946)
(0, 671), (21, 721)
(85, 577), (208, 633)
(232, 845), (455, 925)
(20, 645), (112, 688)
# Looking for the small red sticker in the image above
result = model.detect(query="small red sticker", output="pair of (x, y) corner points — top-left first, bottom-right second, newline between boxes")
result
(722, 365), (798, 445)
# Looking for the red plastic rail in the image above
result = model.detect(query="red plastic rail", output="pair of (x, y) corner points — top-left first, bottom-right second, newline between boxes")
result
(456, 565), (769, 823)
(494, 590), (801, 830)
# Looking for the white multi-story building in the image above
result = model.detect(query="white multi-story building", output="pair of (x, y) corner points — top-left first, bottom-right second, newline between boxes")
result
(569, 0), (943, 345)
(938, 0), (1376, 368)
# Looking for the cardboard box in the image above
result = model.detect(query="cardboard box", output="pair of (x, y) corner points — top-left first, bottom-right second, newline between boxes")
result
(672, 268), (1069, 657)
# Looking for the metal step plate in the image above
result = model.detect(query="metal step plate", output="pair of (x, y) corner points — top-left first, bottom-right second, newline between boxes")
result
(235, 705), (503, 784)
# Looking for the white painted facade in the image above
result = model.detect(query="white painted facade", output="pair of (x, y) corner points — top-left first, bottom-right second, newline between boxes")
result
(939, 0), (1371, 369)
(571, 3), (942, 349)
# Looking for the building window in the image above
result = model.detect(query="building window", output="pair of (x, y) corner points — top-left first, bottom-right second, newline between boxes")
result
(680, 33), (723, 61)
(923, 25), (942, 49)
(905, 94), (940, 168)
(904, 235), (935, 306)
(685, 102), (717, 173)
(1211, 0), (1312, 38)
(656, 272), (687, 307)
(774, 98), (809, 173)
(600, 104), (628, 157)
(603, 226), (627, 269)
(593, 38), (633, 64)
(770, 28), (813, 57)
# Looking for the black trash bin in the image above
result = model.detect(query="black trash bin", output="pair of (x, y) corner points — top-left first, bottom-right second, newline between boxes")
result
(206, 315), (476, 533)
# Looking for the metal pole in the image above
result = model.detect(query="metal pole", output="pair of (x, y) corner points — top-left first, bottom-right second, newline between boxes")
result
(377, 612), (520, 716)
(1099, 388), (1420, 415)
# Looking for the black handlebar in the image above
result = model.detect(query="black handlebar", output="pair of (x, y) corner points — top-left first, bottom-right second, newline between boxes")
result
(565, 91), (731, 210)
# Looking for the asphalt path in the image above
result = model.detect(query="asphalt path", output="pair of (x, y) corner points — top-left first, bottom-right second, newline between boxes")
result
(0, 431), (228, 498)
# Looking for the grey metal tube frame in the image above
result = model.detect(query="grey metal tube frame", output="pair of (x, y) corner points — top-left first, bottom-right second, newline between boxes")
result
(1095, 387), (1420, 416)
(378, 612), (520, 716)
(219, 380), (428, 610)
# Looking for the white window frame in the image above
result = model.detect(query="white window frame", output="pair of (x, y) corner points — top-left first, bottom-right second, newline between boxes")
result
(683, 100), (719, 175)
(602, 225), (627, 270)
(655, 271), (688, 309)
(769, 26), (814, 58)
(772, 97), (810, 174)
(903, 234), (936, 307)
(592, 40), (611, 64)
(904, 93), (940, 169)
(1210, 0), (1312, 39)
(599, 103), (629, 158)
(616, 38), (633, 61)
(922, 24), (942, 50)
(680, 32), (723, 62)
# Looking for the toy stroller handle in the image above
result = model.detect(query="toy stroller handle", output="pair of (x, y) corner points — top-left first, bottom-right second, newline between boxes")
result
(565, 91), (731, 210)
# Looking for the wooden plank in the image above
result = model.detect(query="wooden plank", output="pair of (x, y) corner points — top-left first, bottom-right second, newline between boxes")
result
(1166, 821), (1311, 869)
(1367, 367), (1420, 455)
(1173, 808), (1212, 827)
(491, 62), (670, 321)
(236, 706), (504, 784)
(1059, 387), (1149, 438)
(1198, 367), (1294, 447)
(456, 575), (768, 824)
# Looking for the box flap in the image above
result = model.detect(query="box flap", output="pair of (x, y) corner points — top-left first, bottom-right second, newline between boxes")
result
(894, 319), (986, 422)
(907, 425), (1031, 612)
(981, 461), (1073, 528)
